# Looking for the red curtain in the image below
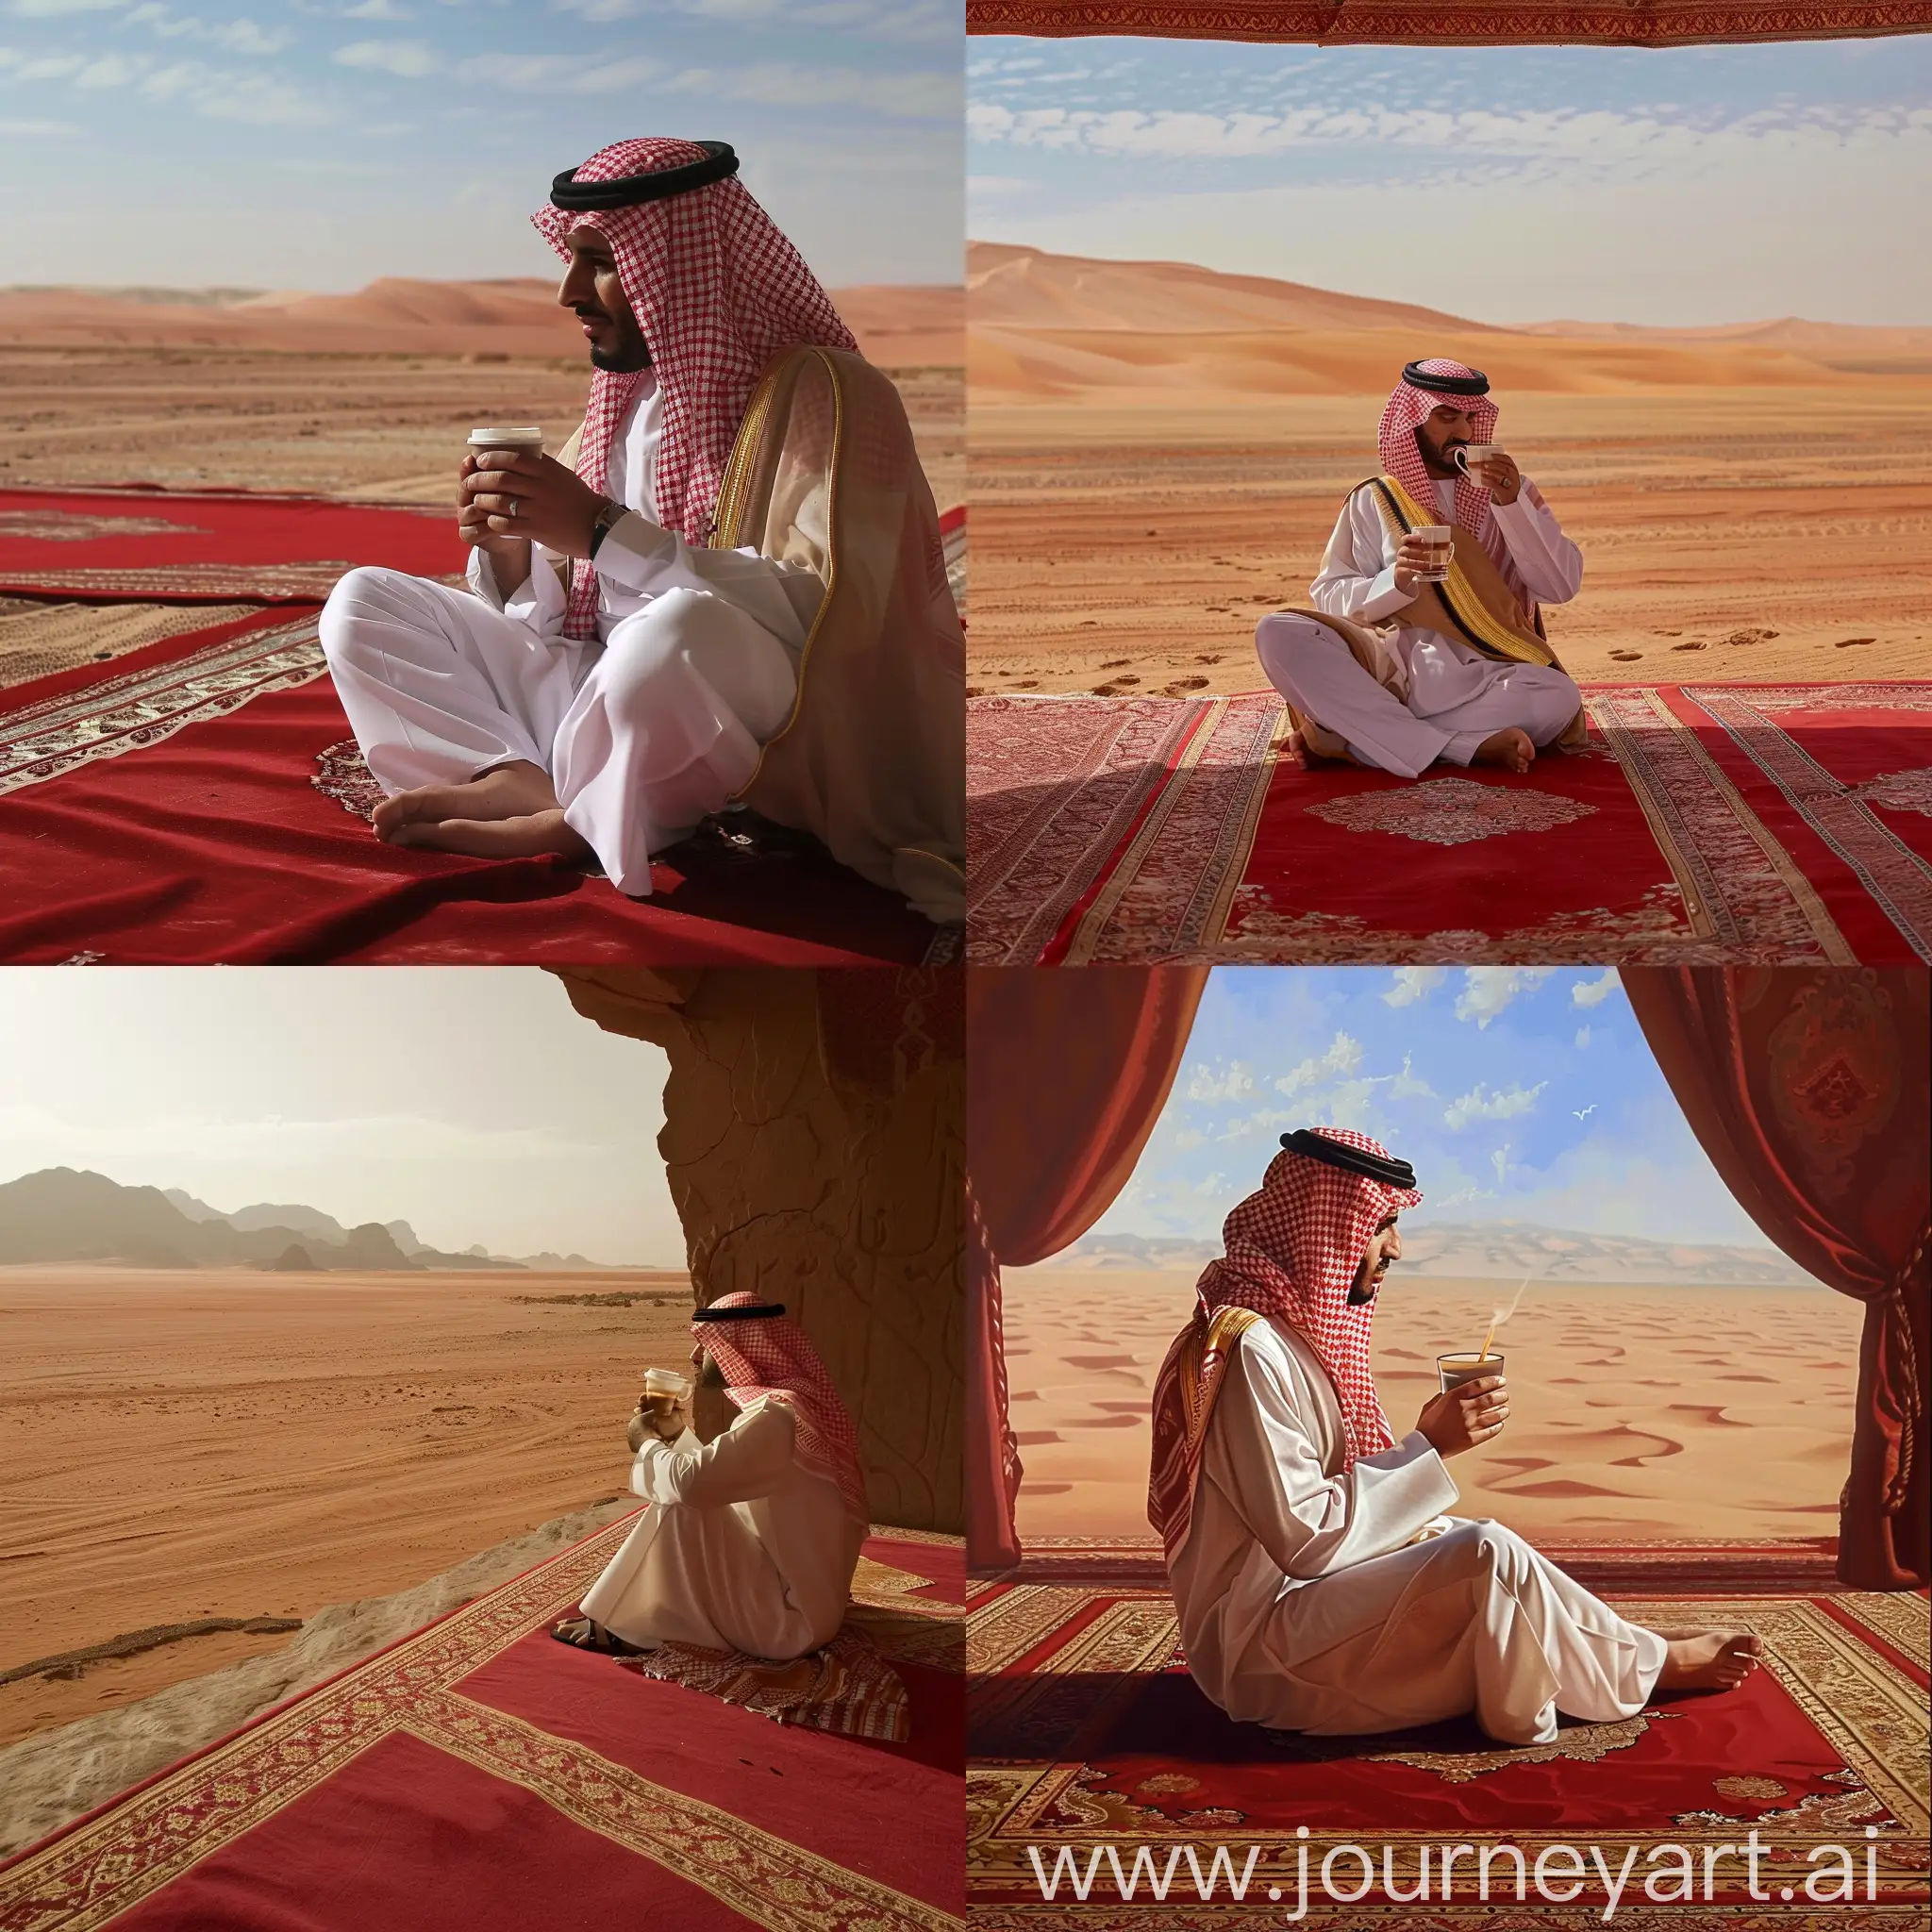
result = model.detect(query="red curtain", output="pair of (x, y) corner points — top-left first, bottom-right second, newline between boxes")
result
(966, 967), (1209, 1569)
(1623, 969), (1930, 1590)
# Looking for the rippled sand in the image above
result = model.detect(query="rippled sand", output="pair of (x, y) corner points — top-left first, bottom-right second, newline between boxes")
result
(1003, 1268), (1864, 1544)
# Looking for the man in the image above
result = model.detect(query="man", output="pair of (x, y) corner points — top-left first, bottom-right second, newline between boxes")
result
(1149, 1127), (1761, 1745)
(318, 138), (855, 896)
(1255, 360), (1586, 779)
(554, 1292), (868, 1661)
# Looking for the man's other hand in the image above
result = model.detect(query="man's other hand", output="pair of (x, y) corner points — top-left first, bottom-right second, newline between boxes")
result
(458, 453), (533, 592)
(1470, 451), (1522, 505)
(1416, 1374), (1509, 1458)
(464, 449), (606, 559)
(1391, 532), (1441, 597)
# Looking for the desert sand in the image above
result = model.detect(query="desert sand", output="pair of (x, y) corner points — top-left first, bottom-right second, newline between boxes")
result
(1002, 1267), (1865, 1544)
(0, 1265), (697, 1748)
(0, 278), (960, 505)
(0, 279), (961, 690)
(967, 244), (1932, 693)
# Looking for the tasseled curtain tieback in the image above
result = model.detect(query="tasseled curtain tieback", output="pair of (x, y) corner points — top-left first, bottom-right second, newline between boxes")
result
(1882, 1224), (1929, 1515)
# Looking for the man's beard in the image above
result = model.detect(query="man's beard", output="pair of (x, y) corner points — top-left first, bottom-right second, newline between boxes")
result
(1418, 429), (1465, 478)
(1348, 1260), (1392, 1306)
(590, 339), (652, 374)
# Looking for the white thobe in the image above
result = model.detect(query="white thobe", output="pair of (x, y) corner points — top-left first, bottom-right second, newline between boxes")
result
(319, 377), (824, 894)
(1170, 1319), (1665, 1745)
(1255, 478), (1585, 778)
(578, 1401), (865, 1662)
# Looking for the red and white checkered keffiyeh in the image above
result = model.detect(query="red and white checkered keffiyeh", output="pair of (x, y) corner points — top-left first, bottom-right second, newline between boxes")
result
(694, 1291), (868, 1523)
(1377, 358), (1507, 569)
(1194, 1127), (1424, 1472)
(532, 138), (858, 640)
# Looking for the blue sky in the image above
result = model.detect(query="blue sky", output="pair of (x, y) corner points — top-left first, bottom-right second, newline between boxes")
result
(1093, 966), (1774, 1250)
(0, 0), (961, 289)
(969, 35), (1932, 325)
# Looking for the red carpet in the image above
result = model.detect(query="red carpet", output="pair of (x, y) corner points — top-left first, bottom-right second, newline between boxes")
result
(0, 614), (943, 963)
(0, 1522), (963, 1932)
(967, 1572), (1929, 1927)
(0, 487), (465, 604)
(966, 686), (1932, 964)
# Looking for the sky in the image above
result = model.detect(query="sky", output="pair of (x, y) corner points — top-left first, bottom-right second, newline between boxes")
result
(0, 968), (684, 1264)
(969, 34), (1932, 325)
(0, 0), (962, 289)
(1092, 966), (1775, 1251)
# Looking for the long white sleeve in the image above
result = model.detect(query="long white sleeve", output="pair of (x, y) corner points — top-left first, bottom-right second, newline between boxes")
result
(1491, 479), (1583, 606)
(1204, 1333), (1458, 1581)
(1308, 489), (1416, 625)
(591, 514), (820, 644)
(629, 1402), (799, 1508)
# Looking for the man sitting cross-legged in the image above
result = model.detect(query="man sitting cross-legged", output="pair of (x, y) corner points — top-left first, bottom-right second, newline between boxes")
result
(1150, 1127), (1761, 1745)
(319, 138), (852, 897)
(553, 1292), (867, 1661)
(1255, 359), (1587, 779)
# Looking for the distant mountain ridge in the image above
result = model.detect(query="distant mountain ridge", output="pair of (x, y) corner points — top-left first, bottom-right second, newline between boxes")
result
(0, 1170), (528, 1273)
(1041, 1221), (1818, 1288)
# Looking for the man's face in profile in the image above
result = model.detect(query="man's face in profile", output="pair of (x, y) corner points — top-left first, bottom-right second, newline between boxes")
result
(557, 226), (651, 374)
(694, 1347), (726, 1390)
(1348, 1213), (1402, 1306)
(1414, 403), (1474, 478)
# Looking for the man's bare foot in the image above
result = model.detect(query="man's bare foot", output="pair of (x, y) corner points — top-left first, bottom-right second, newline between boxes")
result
(387, 807), (593, 865)
(549, 1616), (640, 1656)
(1471, 727), (1536, 774)
(373, 759), (559, 842)
(1654, 1628), (1763, 1692)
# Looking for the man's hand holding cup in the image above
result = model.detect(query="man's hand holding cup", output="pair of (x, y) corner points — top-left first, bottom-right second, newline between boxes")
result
(1416, 1374), (1509, 1459)
(1392, 526), (1455, 596)
(1457, 445), (1522, 505)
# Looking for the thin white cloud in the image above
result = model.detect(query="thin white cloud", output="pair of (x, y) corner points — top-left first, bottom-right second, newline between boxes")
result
(1390, 1051), (1435, 1100)
(454, 49), (658, 92)
(1571, 969), (1619, 1008)
(1574, 1025), (1592, 1050)
(0, 113), (78, 129)
(1275, 1031), (1362, 1099)
(1455, 968), (1555, 1029)
(672, 61), (958, 121)
(1444, 1080), (1547, 1131)
(1187, 1058), (1256, 1104)
(1382, 966), (1446, 1008)
(333, 35), (439, 75)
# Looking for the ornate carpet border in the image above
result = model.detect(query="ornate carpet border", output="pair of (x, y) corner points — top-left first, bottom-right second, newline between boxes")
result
(964, 0), (1932, 42)
(1678, 686), (1932, 964)
(0, 1517), (967, 1932)
(1054, 691), (1284, 966)
(0, 613), (327, 799)
(966, 1592), (1931, 1911)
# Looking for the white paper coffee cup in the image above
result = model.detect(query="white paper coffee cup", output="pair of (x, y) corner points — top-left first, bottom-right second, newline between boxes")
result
(642, 1366), (692, 1403)
(467, 425), (545, 455)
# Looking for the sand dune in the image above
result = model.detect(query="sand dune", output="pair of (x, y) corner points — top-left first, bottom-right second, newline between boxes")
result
(0, 1266), (696, 1748)
(0, 278), (963, 372)
(1002, 1268), (1864, 1544)
(967, 246), (1932, 691)
(969, 244), (1932, 396)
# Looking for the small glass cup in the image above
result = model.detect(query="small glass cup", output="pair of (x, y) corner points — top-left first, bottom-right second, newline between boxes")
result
(1413, 524), (1454, 584)
(1437, 1351), (1505, 1392)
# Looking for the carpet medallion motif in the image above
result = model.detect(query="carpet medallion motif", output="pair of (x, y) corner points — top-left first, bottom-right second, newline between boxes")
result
(965, 685), (1929, 963)
(1305, 775), (1596, 846)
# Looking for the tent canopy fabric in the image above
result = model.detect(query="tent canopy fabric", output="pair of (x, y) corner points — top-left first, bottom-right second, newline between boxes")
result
(964, 0), (1931, 44)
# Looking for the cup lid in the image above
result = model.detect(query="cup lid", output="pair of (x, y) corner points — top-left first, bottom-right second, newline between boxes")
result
(468, 425), (545, 445)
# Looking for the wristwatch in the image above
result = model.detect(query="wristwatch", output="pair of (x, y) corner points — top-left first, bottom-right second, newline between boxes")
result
(587, 496), (625, 559)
